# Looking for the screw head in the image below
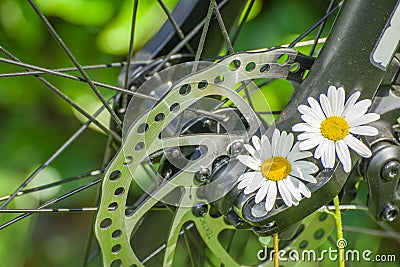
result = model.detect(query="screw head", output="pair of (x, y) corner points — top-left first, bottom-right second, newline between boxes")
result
(171, 148), (180, 158)
(194, 168), (210, 183)
(382, 203), (399, 222)
(192, 202), (208, 217)
(228, 141), (244, 157)
(381, 160), (400, 181)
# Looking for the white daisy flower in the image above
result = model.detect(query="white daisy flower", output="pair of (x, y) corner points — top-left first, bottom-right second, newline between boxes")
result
(292, 85), (380, 173)
(237, 129), (318, 212)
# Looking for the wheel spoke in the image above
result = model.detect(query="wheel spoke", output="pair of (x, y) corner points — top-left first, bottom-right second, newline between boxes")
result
(27, 0), (123, 126)
(231, 0), (256, 46)
(183, 229), (196, 267)
(309, 0), (335, 56)
(124, 0), (139, 89)
(0, 170), (102, 202)
(141, 223), (195, 264)
(158, 0), (195, 54)
(0, 96), (115, 209)
(288, 2), (342, 48)
(192, 1), (214, 73)
(152, 0), (230, 75)
(0, 47), (122, 140)
(0, 178), (102, 230)
(0, 205), (169, 214)
(0, 56), (152, 97)
(211, 0), (234, 55)
(210, 0), (258, 113)
(0, 61), (152, 78)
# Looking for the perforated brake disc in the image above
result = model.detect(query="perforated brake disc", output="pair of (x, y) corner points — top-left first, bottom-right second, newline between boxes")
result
(94, 48), (334, 267)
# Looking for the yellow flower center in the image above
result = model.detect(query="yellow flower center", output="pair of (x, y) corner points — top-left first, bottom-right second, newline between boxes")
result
(261, 156), (291, 181)
(320, 116), (349, 141)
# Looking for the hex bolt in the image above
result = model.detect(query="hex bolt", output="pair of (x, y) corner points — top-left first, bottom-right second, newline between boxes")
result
(192, 202), (208, 217)
(194, 168), (210, 183)
(171, 148), (180, 158)
(391, 85), (400, 97)
(381, 160), (400, 181)
(228, 141), (244, 157)
(381, 203), (399, 222)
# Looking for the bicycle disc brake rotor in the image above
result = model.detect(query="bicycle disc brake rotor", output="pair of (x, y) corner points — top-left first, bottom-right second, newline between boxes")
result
(94, 48), (333, 266)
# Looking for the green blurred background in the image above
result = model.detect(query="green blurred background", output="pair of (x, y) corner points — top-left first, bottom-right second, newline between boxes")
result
(0, 0), (398, 266)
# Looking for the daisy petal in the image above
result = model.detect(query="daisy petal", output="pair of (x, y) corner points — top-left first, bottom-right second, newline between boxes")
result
(238, 172), (258, 182)
(288, 150), (313, 163)
(320, 140), (335, 168)
(299, 138), (320, 150)
(255, 181), (270, 203)
(278, 180), (292, 207)
(342, 91), (360, 117)
(244, 173), (264, 194)
(326, 140), (336, 168)
(344, 99), (372, 121)
(287, 142), (313, 162)
(301, 115), (322, 127)
(298, 105), (323, 123)
(252, 135), (261, 151)
(283, 178), (301, 201)
(276, 131), (288, 157)
(335, 140), (351, 173)
(237, 155), (261, 171)
(314, 138), (327, 159)
(297, 132), (323, 141)
(353, 99), (372, 114)
(327, 86), (337, 115)
(294, 178), (312, 198)
(350, 126), (379, 136)
(292, 161), (319, 174)
(271, 129), (280, 156)
(336, 87), (345, 116)
(260, 135), (272, 160)
(320, 94), (332, 117)
(244, 144), (260, 161)
(265, 181), (277, 211)
(348, 113), (380, 127)
(290, 170), (317, 183)
(298, 104), (310, 115)
(238, 177), (253, 189)
(307, 97), (326, 119)
(344, 135), (372, 157)
(291, 198), (300, 206)
(292, 123), (320, 133)
(281, 133), (294, 157)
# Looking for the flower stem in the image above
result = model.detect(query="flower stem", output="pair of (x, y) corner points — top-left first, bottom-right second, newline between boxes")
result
(273, 233), (279, 267)
(333, 195), (345, 267)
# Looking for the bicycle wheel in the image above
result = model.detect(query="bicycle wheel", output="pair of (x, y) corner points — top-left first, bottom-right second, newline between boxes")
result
(1, 0), (399, 267)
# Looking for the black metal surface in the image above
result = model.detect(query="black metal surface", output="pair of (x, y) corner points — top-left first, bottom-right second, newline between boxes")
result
(365, 142), (400, 221)
(133, 0), (247, 61)
(362, 81), (400, 221)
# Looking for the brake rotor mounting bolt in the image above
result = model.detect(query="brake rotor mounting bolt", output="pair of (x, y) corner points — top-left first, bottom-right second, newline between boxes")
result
(381, 203), (399, 222)
(194, 168), (211, 183)
(192, 202), (208, 217)
(228, 141), (244, 157)
(171, 148), (180, 158)
(381, 160), (400, 181)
